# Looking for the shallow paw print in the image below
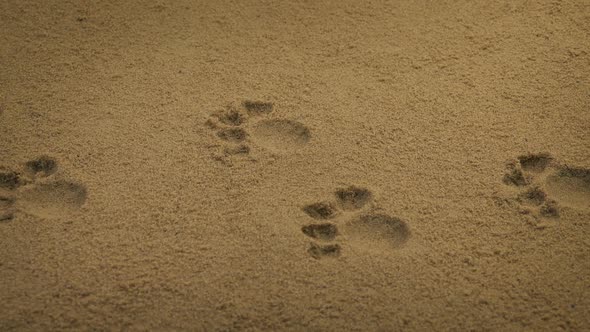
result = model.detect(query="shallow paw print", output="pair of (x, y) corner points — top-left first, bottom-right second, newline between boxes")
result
(503, 153), (590, 225)
(503, 153), (560, 223)
(301, 186), (410, 259)
(205, 100), (312, 165)
(0, 156), (88, 221)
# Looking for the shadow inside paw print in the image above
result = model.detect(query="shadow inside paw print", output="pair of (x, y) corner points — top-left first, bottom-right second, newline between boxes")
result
(302, 223), (338, 241)
(224, 144), (250, 156)
(518, 186), (547, 207)
(335, 186), (373, 211)
(303, 202), (337, 220)
(243, 101), (273, 116)
(25, 155), (58, 177)
(518, 153), (552, 173)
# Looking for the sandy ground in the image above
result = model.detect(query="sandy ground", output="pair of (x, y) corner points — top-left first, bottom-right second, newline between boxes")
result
(1, 0), (589, 330)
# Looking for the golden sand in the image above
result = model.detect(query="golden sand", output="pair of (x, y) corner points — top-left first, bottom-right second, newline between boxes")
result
(1, 1), (589, 330)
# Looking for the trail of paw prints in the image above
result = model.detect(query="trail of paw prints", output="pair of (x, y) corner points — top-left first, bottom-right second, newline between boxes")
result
(205, 100), (312, 165)
(300, 186), (410, 259)
(503, 153), (590, 226)
(0, 156), (87, 221)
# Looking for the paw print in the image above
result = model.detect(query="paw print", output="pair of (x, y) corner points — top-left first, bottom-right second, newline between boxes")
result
(503, 153), (590, 226)
(205, 100), (312, 165)
(300, 186), (410, 259)
(0, 156), (87, 221)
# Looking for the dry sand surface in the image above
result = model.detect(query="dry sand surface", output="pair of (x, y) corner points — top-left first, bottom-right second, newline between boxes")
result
(1, 0), (589, 330)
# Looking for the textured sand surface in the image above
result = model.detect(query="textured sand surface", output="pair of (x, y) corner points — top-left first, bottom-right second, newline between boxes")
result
(1, 1), (589, 330)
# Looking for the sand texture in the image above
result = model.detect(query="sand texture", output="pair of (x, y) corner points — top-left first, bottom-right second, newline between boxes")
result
(1, 0), (589, 330)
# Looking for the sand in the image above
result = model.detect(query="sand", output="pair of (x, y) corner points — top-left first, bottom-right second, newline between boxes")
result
(1, 0), (589, 330)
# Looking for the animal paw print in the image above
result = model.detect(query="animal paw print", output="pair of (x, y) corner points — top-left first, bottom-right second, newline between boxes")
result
(503, 153), (590, 224)
(206, 100), (312, 164)
(301, 186), (410, 259)
(0, 156), (87, 221)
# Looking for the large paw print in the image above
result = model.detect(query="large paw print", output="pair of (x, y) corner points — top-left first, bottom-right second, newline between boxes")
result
(205, 100), (312, 164)
(503, 153), (590, 225)
(0, 156), (87, 221)
(300, 186), (411, 259)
